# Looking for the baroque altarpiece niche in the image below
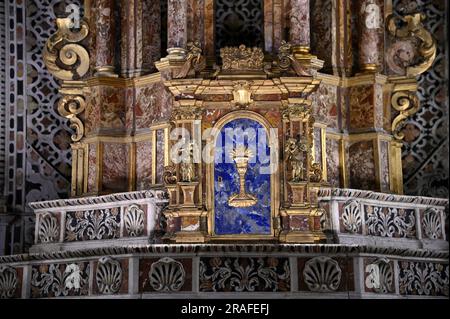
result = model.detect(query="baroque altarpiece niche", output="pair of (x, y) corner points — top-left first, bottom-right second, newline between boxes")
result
(0, 0), (448, 300)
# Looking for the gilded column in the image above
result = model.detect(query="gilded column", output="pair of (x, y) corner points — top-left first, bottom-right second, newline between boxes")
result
(167, 0), (188, 59)
(356, 0), (384, 73)
(94, 0), (117, 76)
(289, 0), (311, 53)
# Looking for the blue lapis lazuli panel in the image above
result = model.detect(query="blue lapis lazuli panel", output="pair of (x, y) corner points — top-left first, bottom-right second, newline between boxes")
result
(214, 118), (272, 235)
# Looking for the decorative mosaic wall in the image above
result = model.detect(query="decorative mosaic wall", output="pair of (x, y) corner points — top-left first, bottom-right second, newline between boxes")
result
(395, 0), (449, 198)
(25, 0), (80, 204)
(0, 2), (6, 194)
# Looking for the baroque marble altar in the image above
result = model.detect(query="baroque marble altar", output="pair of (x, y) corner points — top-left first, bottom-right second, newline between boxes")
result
(0, 0), (448, 299)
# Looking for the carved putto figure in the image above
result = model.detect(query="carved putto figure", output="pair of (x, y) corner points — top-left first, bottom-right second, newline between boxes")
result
(174, 41), (206, 79)
(285, 137), (308, 182)
(180, 140), (196, 183)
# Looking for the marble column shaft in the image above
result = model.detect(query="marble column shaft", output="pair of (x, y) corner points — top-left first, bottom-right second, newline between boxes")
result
(120, 0), (161, 77)
(142, 0), (161, 72)
(289, 0), (311, 48)
(357, 0), (384, 72)
(95, 0), (116, 74)
(167, 0), (188, 49)
(187, 0), (205, 45)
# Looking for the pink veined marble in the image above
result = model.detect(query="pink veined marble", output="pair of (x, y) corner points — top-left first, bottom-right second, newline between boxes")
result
(289, 0), (310, 47)
(95, 0), (115, 68)
(167, 0), (188, 48)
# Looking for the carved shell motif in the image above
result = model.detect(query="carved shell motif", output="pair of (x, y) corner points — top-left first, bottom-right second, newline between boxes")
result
(149, 257), (185, 292)
(0, 266), (18, 299)
(124, 205), (145, 237)
(422, 208), (442, 240)
(38, 213), (60, 243)
(303, 257), (342, 292)
(341, 200), (362, 234)
(96, 257), (123, 295)
(375, 260), (394, 294)
(365, 259), (394, 294)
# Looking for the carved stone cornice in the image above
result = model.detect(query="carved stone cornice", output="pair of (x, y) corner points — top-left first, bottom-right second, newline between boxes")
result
(318, 188), (448, 207)
(29, 189), (168, 211)
(1, 244), (448, 264)
(164, 78), (321, 103)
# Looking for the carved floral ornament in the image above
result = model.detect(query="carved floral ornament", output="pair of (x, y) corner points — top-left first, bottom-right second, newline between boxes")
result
(220, 45), (264, 71)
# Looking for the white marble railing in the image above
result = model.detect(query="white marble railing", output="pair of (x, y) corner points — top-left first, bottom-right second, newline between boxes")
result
(318, 188), (448, 250)
(29, 190), (168, 252)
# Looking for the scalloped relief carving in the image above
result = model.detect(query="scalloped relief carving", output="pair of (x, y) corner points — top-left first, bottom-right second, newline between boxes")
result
(303, 257), (342, 293)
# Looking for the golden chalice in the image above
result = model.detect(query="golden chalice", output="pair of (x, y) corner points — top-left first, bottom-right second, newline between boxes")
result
(228, 146), (258, 208)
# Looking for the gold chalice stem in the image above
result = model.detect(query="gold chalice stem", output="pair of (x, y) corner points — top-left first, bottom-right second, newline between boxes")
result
(228, 153), (257, 208)
(235, 158), (248, 196)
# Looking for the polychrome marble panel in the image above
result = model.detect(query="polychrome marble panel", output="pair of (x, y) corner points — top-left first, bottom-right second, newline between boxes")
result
(214, 118), (271, 235)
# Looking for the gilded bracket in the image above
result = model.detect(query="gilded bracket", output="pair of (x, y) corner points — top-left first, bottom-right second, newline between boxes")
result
(44, 17), (90, 143)
(391, 83), (420, 140)
(58, 84), (87, 142)
(387, 13), (436, 77)
(43, 17), (90, 81)
(387, 12), (436, 141)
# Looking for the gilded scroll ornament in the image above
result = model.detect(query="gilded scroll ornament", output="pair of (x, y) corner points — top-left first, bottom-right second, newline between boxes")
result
(163, 165), (178, 185)
(309, 163), (323, 183)
(220, 45), (264, 70)
(387, 13), (436, 77)
(277, 41), (310, 76)
(58, 93), (86, 142)
(174, 41), (206, 79)
(43, 17), (90, 81)
(391, 90), (419, 140)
